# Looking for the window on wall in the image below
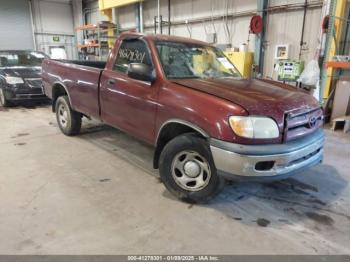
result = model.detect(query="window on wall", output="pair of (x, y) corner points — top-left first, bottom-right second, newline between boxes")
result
(114, 39), (153, 73)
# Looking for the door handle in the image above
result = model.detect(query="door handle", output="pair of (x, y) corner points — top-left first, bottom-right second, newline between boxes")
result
(107, 78), (116, 85)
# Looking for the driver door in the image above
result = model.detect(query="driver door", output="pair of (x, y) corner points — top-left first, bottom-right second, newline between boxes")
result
(100, 39), (158, 144)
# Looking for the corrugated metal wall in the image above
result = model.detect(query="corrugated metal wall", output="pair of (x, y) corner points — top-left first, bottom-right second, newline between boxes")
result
(0, 0), (34, 50)
(84, 0), (323, 78)
(31, 0), (76, 59)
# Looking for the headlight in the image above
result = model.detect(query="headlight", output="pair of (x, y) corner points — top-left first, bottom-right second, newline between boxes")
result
(5, 76), (24, 85)
(229, 116), (279, 139)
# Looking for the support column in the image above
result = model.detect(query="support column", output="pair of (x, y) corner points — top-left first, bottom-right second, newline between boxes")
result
(72, 0), (83, 59)
(157, 0), (161, 34)
(321, 0), (347, 101)
(135, 3), (140, 32)
(136, 2), (143, 33)
(254, 0), (268, 76)
(140, 2), (144, 33)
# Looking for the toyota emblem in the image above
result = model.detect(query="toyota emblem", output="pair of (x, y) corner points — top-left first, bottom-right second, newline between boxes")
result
(308, 116), (317, 128)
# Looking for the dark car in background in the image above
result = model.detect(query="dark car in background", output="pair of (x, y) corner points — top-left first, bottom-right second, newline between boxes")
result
(0, 50), (49, 107)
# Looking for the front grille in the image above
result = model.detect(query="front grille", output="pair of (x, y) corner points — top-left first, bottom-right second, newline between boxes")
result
(283, 107), (323, 142)
(25, 78), (42, 88)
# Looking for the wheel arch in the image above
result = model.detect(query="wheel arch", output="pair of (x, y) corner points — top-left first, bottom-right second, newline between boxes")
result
(51, 82), (72, 112)
(153, 119), (209, 169)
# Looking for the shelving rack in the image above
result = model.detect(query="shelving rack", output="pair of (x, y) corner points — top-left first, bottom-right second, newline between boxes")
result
(320, 0), (348, 101)
(76, 22), (119, 61)
(326, 61), (350, 69)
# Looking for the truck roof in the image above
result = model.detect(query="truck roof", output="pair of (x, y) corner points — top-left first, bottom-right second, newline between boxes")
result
(119, 32), (211, 46)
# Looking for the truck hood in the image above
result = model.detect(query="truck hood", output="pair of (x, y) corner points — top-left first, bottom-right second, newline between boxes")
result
(0, 67), (42, 79)
(172, 78), (320, 124)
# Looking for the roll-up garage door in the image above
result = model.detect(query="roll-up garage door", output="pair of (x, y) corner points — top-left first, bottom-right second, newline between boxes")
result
(0, 0), (34, 50)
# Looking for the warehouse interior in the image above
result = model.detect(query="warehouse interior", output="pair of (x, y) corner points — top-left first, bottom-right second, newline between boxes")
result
(1, 0), (350, 257)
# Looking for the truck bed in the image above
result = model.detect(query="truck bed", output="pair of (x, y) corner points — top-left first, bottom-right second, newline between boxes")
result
(42, 59), (104, 119)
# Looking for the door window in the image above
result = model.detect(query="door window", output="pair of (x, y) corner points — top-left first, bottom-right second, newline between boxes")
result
(114, 39), (153, 73)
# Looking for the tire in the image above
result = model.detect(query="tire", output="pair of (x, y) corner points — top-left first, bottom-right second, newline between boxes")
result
(159, 133), (224, 203)
(55, 96), (82, 136)
(0, 88), (10, 107)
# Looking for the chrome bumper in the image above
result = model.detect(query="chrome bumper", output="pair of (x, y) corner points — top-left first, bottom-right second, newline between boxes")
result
(210, 129), (324, 180)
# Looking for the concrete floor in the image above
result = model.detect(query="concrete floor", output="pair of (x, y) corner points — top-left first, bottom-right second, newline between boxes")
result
(0, 103), (350, 255)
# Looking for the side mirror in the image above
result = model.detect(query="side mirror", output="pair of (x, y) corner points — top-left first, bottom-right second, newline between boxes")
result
(127, 63), (155, 83)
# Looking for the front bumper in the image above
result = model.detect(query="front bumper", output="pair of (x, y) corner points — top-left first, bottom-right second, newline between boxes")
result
(210, 129), (324, 181)
(3, 87), (48, 101)
(9, 93), (48, 101)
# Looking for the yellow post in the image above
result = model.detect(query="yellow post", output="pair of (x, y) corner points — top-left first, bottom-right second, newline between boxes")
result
(99, 0), (141, 10)
(98, 1), (142, 48)
(100, 8), (114, 48)
(323, 0), (347, 99)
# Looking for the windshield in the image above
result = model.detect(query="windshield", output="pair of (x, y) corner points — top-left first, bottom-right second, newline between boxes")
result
(0, 51), (47, 67)
(155, 41), (241, 79)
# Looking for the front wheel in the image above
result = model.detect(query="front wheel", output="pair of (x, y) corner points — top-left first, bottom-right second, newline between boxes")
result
(55, 96), (82, 136)
(159, 133), (224, 203)
(0, 88), (10, 107)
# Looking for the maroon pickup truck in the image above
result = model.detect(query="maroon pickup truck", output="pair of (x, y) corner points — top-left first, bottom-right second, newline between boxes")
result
(42, 32), (324, 203)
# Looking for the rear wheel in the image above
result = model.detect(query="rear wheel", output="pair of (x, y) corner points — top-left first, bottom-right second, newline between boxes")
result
(55, 96), (81, 136)
(159, 133), (224, 203)
(0, 88), (10, 107)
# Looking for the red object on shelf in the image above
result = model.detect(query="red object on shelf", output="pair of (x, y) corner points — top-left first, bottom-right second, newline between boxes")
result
(326, 61), (350, 69)
(322, 16), (329, 33)
(250, 15), (263, 34)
